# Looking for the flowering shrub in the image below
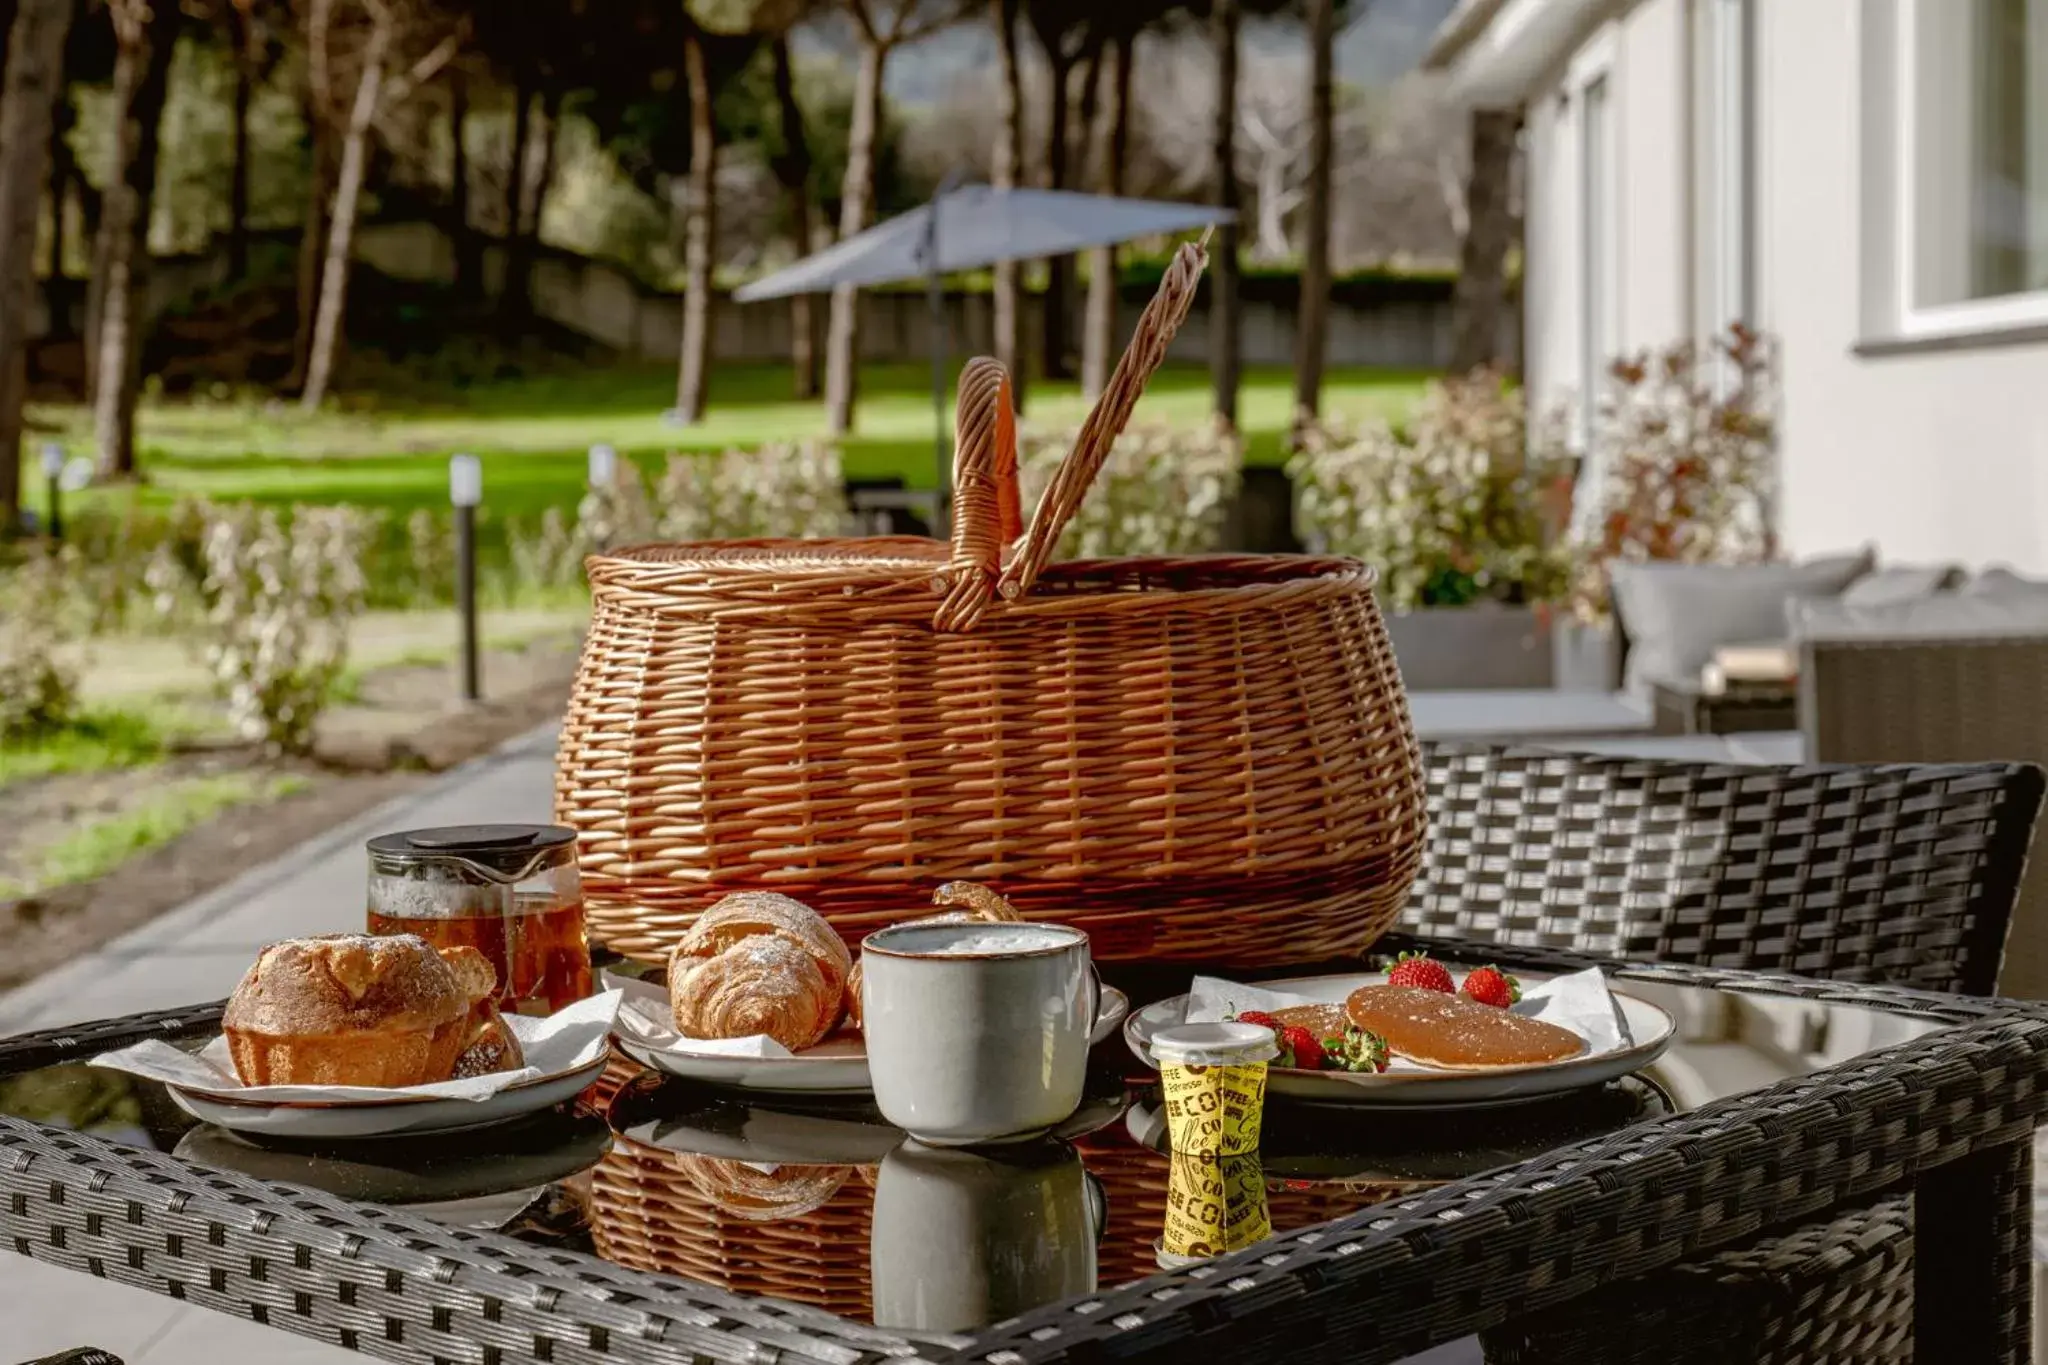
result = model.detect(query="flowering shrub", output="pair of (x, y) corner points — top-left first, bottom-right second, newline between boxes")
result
(159, 502), (374, 755)
(656, 441), (848, 542)
(1563, 326), (1778, 622)
(504, 506), (585, 596)
(575, 461), (660, 553)
(1017, 421), (1241, 558)
(0, 550), (82, 738)
(1289, 369), (1575, 610)
(404, 508), (456, 605)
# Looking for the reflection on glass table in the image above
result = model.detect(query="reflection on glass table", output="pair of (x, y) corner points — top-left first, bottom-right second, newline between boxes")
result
(0, 976), (1953, 1339)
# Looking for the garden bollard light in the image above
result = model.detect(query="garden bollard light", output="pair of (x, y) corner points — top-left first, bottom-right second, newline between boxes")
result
(588, 442), (617, 488)
(449, 452), (482, 704)
(40, 443), (64, 541)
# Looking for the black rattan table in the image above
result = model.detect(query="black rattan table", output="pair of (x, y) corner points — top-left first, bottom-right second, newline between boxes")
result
(2, 936), (2042, 1365)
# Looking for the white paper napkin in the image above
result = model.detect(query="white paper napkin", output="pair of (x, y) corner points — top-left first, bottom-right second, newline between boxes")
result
(90, 990), (623, 1104)
(1184, 966), (1627, 1068)
(605, 970), (796, 1059)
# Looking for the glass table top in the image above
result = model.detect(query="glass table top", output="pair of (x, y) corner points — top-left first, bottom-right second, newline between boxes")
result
(0, 971), (1947, 1337)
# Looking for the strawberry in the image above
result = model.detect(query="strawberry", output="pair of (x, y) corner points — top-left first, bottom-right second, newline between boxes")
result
(1321, 1025), (1390, 1073)
(1386, 951), (1455, 994)
(1275, 1024), (1325, 1070)
(1460, 965), (1521, 1009)
(1233, 1010), (1282, 1031)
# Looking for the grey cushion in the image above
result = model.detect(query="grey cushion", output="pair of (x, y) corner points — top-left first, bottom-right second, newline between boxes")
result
(1841, 563), (1964, 607)
(1796, 590), (2048, 641)
(1610, 550), (1875, 692)
(1962, 567), (2048, 596)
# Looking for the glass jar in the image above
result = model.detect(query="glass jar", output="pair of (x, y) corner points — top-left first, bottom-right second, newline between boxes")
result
(366, 824), (591, 1016)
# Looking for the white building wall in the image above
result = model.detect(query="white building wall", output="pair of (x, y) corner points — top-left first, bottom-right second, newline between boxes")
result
(1522, 90), (1576, 416)
(1517, 0), (2048, 571)
(1616, 0), (1692, 349)
(1517, 0), (1693, 427)
(1758, 0), (2048, 571)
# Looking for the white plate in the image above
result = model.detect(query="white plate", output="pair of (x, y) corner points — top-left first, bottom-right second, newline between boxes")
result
(1124, 972), (1675, 1107)
(616, 986), (1131, 1095)
(167, 1057), (611, 1139)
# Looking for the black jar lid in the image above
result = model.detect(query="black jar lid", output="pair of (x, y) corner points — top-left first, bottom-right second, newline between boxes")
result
(368, 825), (576, 875)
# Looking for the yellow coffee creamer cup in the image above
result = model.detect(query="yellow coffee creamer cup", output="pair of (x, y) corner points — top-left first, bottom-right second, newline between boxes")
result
(1156, 1151), (1272, 1269)
(1150, 1021), (1278, 1157)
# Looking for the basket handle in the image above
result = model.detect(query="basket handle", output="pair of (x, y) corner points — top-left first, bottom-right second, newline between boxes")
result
(932, 357), (1022, 633)
(995, 237), (1212, 603)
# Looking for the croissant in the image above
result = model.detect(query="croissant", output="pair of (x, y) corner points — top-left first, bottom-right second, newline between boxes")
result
(670, 935), (839, 1051)
(676, 892), (851, 1004)
(845, 882), (1024, 1030)
(930, 882), (1023, 922)
(674, 1154), (852, 1222)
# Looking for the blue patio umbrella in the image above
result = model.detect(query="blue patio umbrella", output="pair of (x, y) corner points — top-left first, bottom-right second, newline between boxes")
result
(733, 183), (1234, 521)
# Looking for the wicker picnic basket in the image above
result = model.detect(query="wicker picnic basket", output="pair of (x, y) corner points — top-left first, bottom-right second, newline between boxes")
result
(555, 241), (1426, 967)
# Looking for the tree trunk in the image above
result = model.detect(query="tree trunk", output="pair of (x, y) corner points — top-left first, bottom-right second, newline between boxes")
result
(299, 18), (388, 411)
(990, 0), (1024, 410)
(1449, 109), (1519, 374)
(450, 66), (479, 296)
(227, 1), (253, 281)
(93, 0), (182, 481)
(45, 76), (73, 297)
(1081, 32), (1131, 402)
(499, 67), (533, 317)
(1254, 153), (1290, 260)
(1291, 0), (1334, 434)
(288, 121), (334, 391)
(530, 85), (560, 236)
(824, 39), (884, 435)
(769, 33), (816, 399)
(0, 0), (72, 531)
(1210, 0), (1242, 430)
(674, 23), (715, 424)
(1038, 45), (1073, 382)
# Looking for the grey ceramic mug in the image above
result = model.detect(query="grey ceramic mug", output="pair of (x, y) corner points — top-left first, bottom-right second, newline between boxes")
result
(870, 1138), (1103, 1332)
(861, 921), (1097, 1146)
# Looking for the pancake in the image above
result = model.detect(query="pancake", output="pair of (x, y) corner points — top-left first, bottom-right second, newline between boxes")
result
(1270, 1003), (1349, 1040)
(1344, 985), (1585, 1070)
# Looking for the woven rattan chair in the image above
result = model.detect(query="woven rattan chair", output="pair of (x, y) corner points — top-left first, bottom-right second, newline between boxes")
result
(1401, 742), (2045, 1365)
(1799, 631), (2048, 998)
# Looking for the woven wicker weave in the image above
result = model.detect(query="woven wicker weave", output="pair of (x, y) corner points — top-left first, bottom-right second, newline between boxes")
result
(1404, 742), (2043, 995)
(1480, 1194), (1916, 1365)
(1393, 744), (2045, 1365)
(591, 1139), (877, 1319)
(1799, 633), (2048, 998)
(556, 243), (1426, 967)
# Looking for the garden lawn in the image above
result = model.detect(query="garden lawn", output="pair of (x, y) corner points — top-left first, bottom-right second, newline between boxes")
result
(0, 771), (307, 900)
(21, 362), (1430, 530)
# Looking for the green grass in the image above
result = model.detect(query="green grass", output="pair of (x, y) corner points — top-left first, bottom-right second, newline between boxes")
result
(18, 362), (1430, 609)
(0, 707), (187, 788)
(0, 772), (309, 899)
(23, 362), (1429, 517)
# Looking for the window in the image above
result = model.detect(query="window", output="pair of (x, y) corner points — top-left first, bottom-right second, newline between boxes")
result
(1871, 0), (2048, 340)
(1579, 72), (1614, 448)
(1696, 0), (1755, 337)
